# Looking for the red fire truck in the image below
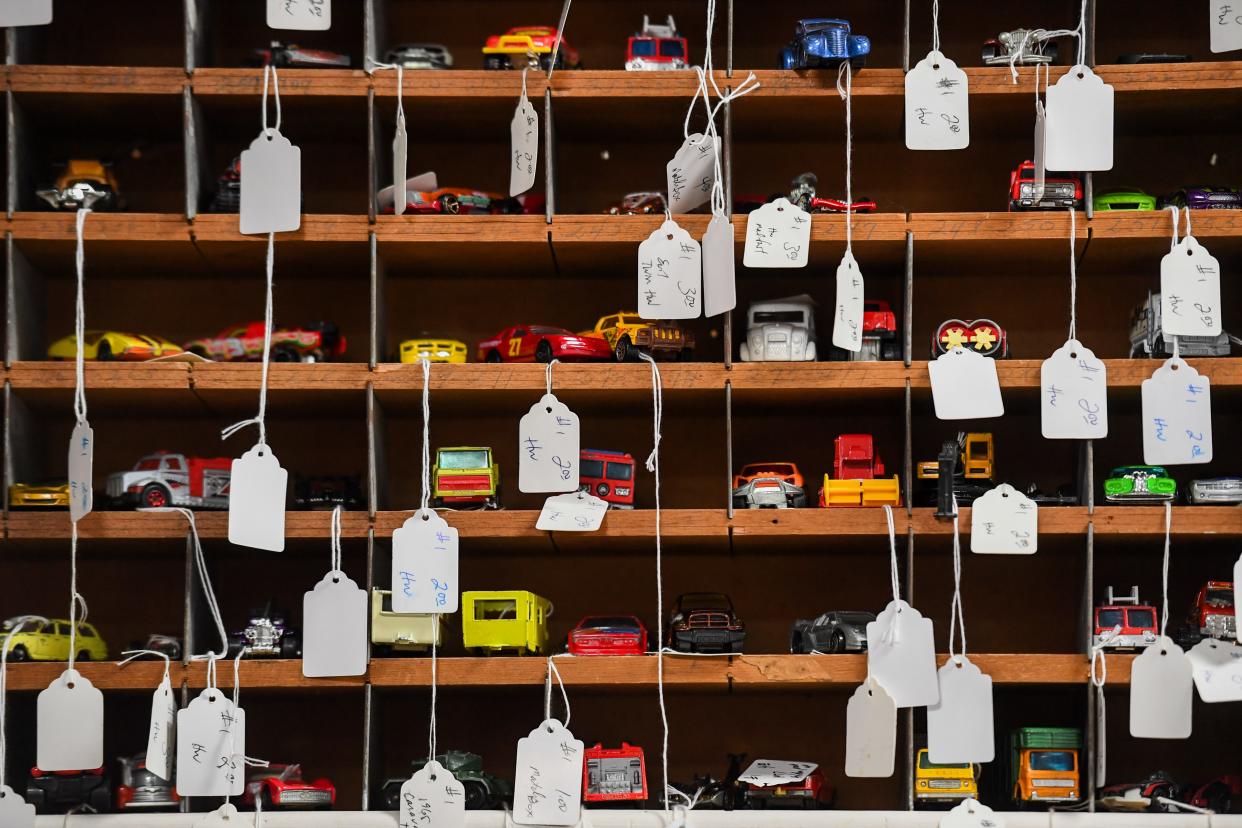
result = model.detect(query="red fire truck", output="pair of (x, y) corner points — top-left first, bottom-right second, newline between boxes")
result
(105, 451), (232, 509)
(583, 743), (648, 802)
(579, 449), (636, 508)
(818, 434), (901, 507)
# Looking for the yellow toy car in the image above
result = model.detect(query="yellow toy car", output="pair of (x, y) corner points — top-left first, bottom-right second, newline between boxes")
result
(9, 480), (70, 509)
(371, 589), (444, 653)
(580, 312), (694, 362)
(399, 338), (468, 364)
(433, 447), (500, 508)
(914, 748), (978, 803)
(48, 331), (183, 361)
(2, 617), (108, 662)
(37, 159), (120, 210)
(461, 590), (552, 655)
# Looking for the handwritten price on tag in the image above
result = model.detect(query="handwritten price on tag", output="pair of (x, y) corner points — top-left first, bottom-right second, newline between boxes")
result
(399, 570), (452, 608)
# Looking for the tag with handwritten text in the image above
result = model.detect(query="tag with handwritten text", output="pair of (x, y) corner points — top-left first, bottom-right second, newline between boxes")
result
(392, 510), (459, 613)
(904, 50), (969, 150)
(738, 759), (816, 787)
(1041, 339), (1108, 439)
(866, 600), (939, 708)
(37, 670), (103, 771)
(512, 719), (583, 826)
(536, 491), (608, 532)
(68, 421), (93, 522)
(1141, 358), (1212, 466)
(176, 688), (246, 796)
(666, 133), (715, 213)
(519, 394), (580, 493)
(941, 799), (1005, 828)
(229, 443), (288, 552)
(392, 108), (408, 215)
(845, 678), (896, 777)
(832, 250), (864, 351)
(0, 0), (51, 26)
(927, 656), (995, 763)
(928, 347), (1004, 420)
(743, 198), (810, 268)
(1211, 3), (1242, 52)
(145, 674), (178, 780)
(970, 484), (1037, 555)
(267, 0), (330, 30)
(0, 785), (35, 828)
(1130, 637), (1193, 738)
(638, 219), (701, 319)
(399, 760), (466, 828)
(303, 569), (368, 677)
(1045, 66), (1113, 171)
(702, 214), (736, 316)
(240, 130), (301, 234)
(1161, 236), (1222, 338)
(510, 92), (538, 197)
(1187, 638), (1242, 703)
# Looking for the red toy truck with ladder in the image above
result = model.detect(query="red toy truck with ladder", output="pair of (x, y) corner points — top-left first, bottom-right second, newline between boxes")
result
(818, 434), (901, 507)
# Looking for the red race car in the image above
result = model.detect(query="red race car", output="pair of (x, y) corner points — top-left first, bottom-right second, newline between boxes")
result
(583, 743), (648, 803)
(477, 325), (612, 363)
(185, 322), (346, 363)
(568, 615), (648, 655)
(243, 764), (334, 810)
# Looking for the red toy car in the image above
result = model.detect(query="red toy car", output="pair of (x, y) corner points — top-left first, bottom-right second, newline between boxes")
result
(243, 764), (335, 810)
(1009, 160), (1082, 211)
(482, 27), (581, 71)
(743, 768), (835, 810)
(625, 16), (688, 71)
(568, 615), (647, 655)
(186, 322), (346, 363)
(583, 743), (648, 803)
(1093, 586), (1158, 650)
(789, 173), (876, 213)
(828, 298), (900, 361)
(932, 319), (1008, 358)
(579, 449), (636, 508)
(1174, 580), (1236, 648)
(477, 325), (612, 363)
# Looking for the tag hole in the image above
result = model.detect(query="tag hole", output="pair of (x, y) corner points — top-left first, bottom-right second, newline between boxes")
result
(67, 682), (76, 689)
(332, 576), (340, 583)
(1069, 352), (1078, 359)
(546, 725), (554, 733)
(1076, 71), (1084, 79)
(430, 774), (437, 781)
(1160, 649), (1168, 656)
(955, 661), (963, 669)
(776, 206), (784, 212)
(1171, 363), (1180, 371)
(1001, 492), (1009, 498)
(932, 63), (941, 70)
(666, 233), (673, 240)
(545, 406), (552, 413)
(209, 695), (217, 703)
(1186, 248), (1193, 256)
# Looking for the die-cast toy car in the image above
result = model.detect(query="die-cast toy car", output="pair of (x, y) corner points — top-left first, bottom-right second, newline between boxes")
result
(790, 610), (875, 653)
(483, 27), (580, 70)
(1093, 586), (1157, 650)
(478, 324), (612, 363)
(1093, 188), (1156, 211)
(1161, 186), (1242, 210)
(250, 42), (350, 68)
(1009, 161), (1082, 210)
(379, 752), (512, 811)
(581, 312), (694, 361)
(37, 159), (119, 210)
(626, 16), (687, 70)
(1189, 476), (1242, 505)
(584, 743), (648, 802)
(227, 604), (301, 658)
(116, 753), (179, 811)
(242, 764), (335, 810)
(668, 592), (745, 653)
(399, 338), (468, 363)
(788, 173), (875, 213)
(606, 192), (667, 215)
(186, 321), (345, 362)
(9, 480), (69, 509)
(1103, 466), (1176, 503)
(982, 30), (1059, 65)
(2, 617), (108, 662)
(933, 319), (1008, 358)
(105, 451), (232, 509)
(733, 462), (807, 509)
(385, 43), (453, 70)
(740, 295), (818, 362)
(580, 449), (636, 508)
(568, 615), (648, 655)
(779, 19), (870, 70)
(48, 330), (183, 361)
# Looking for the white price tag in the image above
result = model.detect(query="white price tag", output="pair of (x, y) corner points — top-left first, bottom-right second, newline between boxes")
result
(1236, 556), (1241, 640)
(0, 785), (35, 828)
(904, 51), (969, 150)
(303, 570), (368, 677)
(176, 688), (246, 796)
(1187, 638), (1242, 702)
(1040, 339), (1108, 439)
(266, 0), (330, 30)
(36, 670), (103, 771)
(927, 657), (995, 763)
(865, 600), (939, 707)
(391, 510), (459, 613)
(1141, 358), (1213, 466)
(519, 394), (580, 493)
(1161, 236), (1223, 337)
(666, 133), (715, 213)
(398, 761), (467, 828)
(738, 759), (817, 787)
(1130, 637), (1193, 739)
(941, 799), (1004, 828)
(68, 422), (93, 522)
(0, 0), (51, 26)
(742, 198), (810, 268)
(392, 110), (408, 216)
(512, 719), (583, 826)
(510, 93), (538, 197)
(228, 443), (288, 552)
(638, 219), (702, 320)
(240, 130), (302, 234)
(1211, 2), (1242, 52)
(194, 804), (241, 827)
(928, 347), (1004, 420)
(970, 484), (1037, 555)
(702, 214), (736, 317)
(832, 250), (864, 351)
(845, 679), (896, 778)
(1045, 65), (1113, 171)
(536, 492), (609, 532)
(145, 675), (178, 781)
(1032, 98), (1046, 201)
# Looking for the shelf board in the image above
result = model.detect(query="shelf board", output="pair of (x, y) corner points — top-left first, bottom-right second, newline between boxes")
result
(5, 510), (372, 541)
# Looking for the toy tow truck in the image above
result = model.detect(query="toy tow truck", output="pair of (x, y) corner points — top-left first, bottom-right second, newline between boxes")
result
(917, 433), (994, 518)
(105, 451), (232, 509)
(433, 447), (500, 509)
(1009, 727), (1080, 806)
(818, 434), (900, 507)
(625, 16), (687, 71)
(1093, 586), (1157, 650)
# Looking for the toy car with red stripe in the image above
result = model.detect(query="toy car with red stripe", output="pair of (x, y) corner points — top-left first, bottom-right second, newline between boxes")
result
(477, 324), (612, 363)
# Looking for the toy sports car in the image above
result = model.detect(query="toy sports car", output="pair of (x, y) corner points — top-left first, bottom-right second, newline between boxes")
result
(243, 764), (334, 810)
(788, 173), (875, 213)
(584, 743), (648, 803)
(2, 617), (108, 662)
(668, 592), (745, 654)
(1009, 160), (1082, 210)
(606, 192), (667, 215)
(399, 338), (468, 363)
(790, 610), (875, 653)
(1103, 466), (1176, 503)
(733, 462), (807, 509)
(581, 312), (694, 362)
(227, 603), (301, 659)
(982, 30), (1058, 65)
(482, 27), (581, 70)
(1189, 476), (1242, 505)
(626, 16), (687, 71)
(477, 324), (612, 363)
(379, 751), (512, 811)
(27, 766), (110, 814)
(932, 319), (1008, 358)
(250, 42), (351, 68)
(1160, 186), (1242, 210)
(185, 321), (345, 362)
(568, 615), (648, 655)
(779, 19), (870, 70)
(1093, 188), (1156, 211)
(116, 752), (179, 811)
(385, 43), (454, 70)
(9, 480), (69, 509)
(381, 186), (529, 215)
(37, 159), (119, 210)
(48, 331), (183, 361)
(292, 473), (363, 510)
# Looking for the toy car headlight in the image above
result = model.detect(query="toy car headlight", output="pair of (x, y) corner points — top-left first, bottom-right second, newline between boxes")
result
(792, 331), (806, 345)
(1019, 183), (1034, 197)
(1142, 630), (1156, 641)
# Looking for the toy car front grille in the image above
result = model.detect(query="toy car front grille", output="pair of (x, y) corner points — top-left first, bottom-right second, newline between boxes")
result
(277, 789), (331, 803)
(687, 612), (729, 627)
(824, 28), (847, 54)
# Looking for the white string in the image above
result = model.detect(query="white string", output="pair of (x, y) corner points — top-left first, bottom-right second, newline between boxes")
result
(882, 505), (900, 602)
(395, 64), (404, 122)
(1089, 630), (1113, 785)
(1077, 0), (1087, 66)
(221, 233), (275, 446)
(546, 0), (573, 81)
(836, 62), (853, 254)
(545, 358), (559, 396)
(1008, 23), (1084, 84)
(419, 358), (432, 514)
(931, 0), (940, 54)
(947, 497), (967, 662)
(1068, 207), (1077, 341)
(1168, 203), (1180, 252)
(1160, 502), (1171, 637)
(542, 656), (571, 727)
(1183, 204), (1192, 238)
(73, 206), (90, 426)
(329, 504), (342, 572)
(1, 615), (49, 781)
(118, 649), (172, 685)
(261, 64), (281, 137)
(521, 66), (529, 101)
(429, 612), (437, 761)
(142, 507), (228, 655)
(67, 522), (87, 672)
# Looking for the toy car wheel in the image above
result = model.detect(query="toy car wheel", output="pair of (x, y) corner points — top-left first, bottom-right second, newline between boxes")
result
(77, 650), (91, 662)
(141, 483), (172, 509)
(462, 780), (489, 809)
(485, 350), (502, 363)
(981, 42), (999, 61)
(614, 335), (633, 363)
(828, 629), (847, 653)
(9, 644), (29, 662)
(96, 340), (114, 361)
(272, 345), (300, 362)
(280, 633), (302, 659)
(482, 54), (508, 70)
(534, 340), (555, 363)
(1150, 785), (1177, 812)
(437, 194), (461, 215)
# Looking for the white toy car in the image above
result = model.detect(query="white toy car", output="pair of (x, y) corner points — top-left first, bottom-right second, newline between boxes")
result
(1129, 291), (1239, 358)
(740, 295), (818, 362)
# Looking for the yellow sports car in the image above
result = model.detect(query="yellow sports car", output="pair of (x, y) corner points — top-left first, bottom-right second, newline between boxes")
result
(399, 338), (468, 364)
(48, 331), (184, 361)
(9, 480), (70, 509)
(2, 617), (109, 661)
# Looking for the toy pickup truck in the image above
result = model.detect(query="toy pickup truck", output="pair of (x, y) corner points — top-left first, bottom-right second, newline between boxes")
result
(105, 451), (232, 509)
(581, 311), (694, 362)
(433, 447), (500, 508)
(1174, 580), (1235, 648)
(668, 592), (745, 653)
(818, 434), (900, 507)
(740, 295), (818, 362)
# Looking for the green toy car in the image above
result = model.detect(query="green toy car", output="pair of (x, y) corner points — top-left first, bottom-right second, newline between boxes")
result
(1103, 466), (1176, 503)
(1093, 188), (1156, 211)
(379, 751), (513, 811)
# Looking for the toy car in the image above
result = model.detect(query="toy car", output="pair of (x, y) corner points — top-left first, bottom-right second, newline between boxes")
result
(1093, 586), (1158, 650)
(48, 331), (183, 361)
(128, 633), (182, 660)
(1100, 772), (1240, 813)
(788, 173), (875, 213)
(207, 156), (242, 212)
(227, 603), (301, 659)
(9, 480), (69, 509)
(581, 312), (694, 362)
(242, 764), (335, 810)
(399, 338), (468, 363)
(1173, 580), (1235, 648)
(477, 324), (612, 363)
(116, 752), (179, 811)
(2, 617), (108, 662)
(381, 187), (521, 215)
(385, 43), (454, 70)
(932, 319), (1008, 358)
(916, 432), (995, 517)
(371, 589), (444, 654)
(666, 755), (745, 810)
(462, 590), (552, 655)
(1129, 292), (1238, 358)
(1103, 465), (1176, 503)
(606, 192), (667, 215)
(668, 592), (744, 653)
(1022, 483), (1079, 507)
(568, 615), (647, 655)
(585, 743), (648, 803)
(826, 300), (900, 362)
(105, 451), (232, 509)
(915, 748), (978, 804)
(433, 446), (500, 508)
(186, 321), (346, 362)
(779, 19), (870, 70)
(482, 27), (581, 70)
(37, 159), (119, 210)
(291, 473), (363, 510)
(27, 766), (110, 813)
(732, 462), (807, 509)
(1009, 727), (1080, 805)
(579, 449), (636, 508)
(1189, 476), (1242, 505)
(789, 610), (875, 653)
(740, 295), (818, 362)
(1009, 160), (1082, 210)
(626, 16), (687, 70)
(818, 434), (900, 507)
(1161, 186), (1242, 210)
(1092, 188), (1156, 211)
(982, 30), (1059, 65)
(379, 751), (512, 811)
(1116, 53), (1192, 64)
(250, 42), (351, 68)
(743, 767), (835, 810)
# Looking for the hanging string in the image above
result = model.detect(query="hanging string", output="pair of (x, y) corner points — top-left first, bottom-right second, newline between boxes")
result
(419, 358), (432, 514)
(1, 615), (48, 783)
(260, 64), (282, 137)
(545, 358), (559, 396)
(1007, 10), (1085, 85)
(428, 610), (438, 762)
(1183, 204), (1192, 238)
(1089, 626), (1113, 785)
(66, 524), (89, 673)
(542, 656), (571, 727)
(146, 507), (227, 655)
(637, 353), (668, 811)
(947, 498), (968, 663)
(1160, 502), (1171, 638)
(882, 505), (900, 603)
(546, 0), (573, 81)
(329, 505), (342, 573)
(221, 232), (275, 446)
(118, 648), (172, 685)
(836, 61), (854, 254)
(1168, 203), (1180, 252)
(931, 0), (940, 54)
(73, 206), (90, 427)
(1068, 207), (1077, 341)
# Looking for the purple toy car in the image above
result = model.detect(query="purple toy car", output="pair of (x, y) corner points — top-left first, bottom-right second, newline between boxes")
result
(1161, 187), (1242, 210)
(226, 602), (301, 658)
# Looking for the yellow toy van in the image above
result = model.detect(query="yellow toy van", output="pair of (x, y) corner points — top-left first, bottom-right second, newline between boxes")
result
(461, 590), (552, 655)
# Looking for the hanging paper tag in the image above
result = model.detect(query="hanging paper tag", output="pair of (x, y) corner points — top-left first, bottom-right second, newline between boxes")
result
(512, 719), (584, 826)
(1161, 237), (1223, 337)
(145, 674), (178, 780)
(1045, 66), (1113, 171)
(303, 570), (368, 677)
(832, 250), (864, 351)
(702, 214), (736, 317)
(928, 347), (1004, 420)
(969, 484), (1037, 555)
(0, 785), (35, 828)
(228, 443), (288, 552)
(391, 510), (459, 613)
(941, 799), (1004, 828)
(536, 491), (608, 532)
(393, 110), (408, 216)
(638, 219), (702, 320)
(36, 670), (103, 770)
(904, 51), (969, 150)
(176, 688), (246, 796)
(398, 760), (467, 828)
(738, 759), (816, 787)
(666, 133), (716, 214)
(1040, 339), (1108, 439)
(1130, 636), (1193, 738)
(1212, 3), (1242, 52)
(865, 600), (939, 708)
(1032, 99), (1047, 201)
(1187, 638), (1242, 703)
(519, 394), (580, 493)
(742, 198), (811, 268)
(510, 92), (538, 197)
(845, 679), (896, 778)
(927, 657), (995, 763)
(0, 0), (51, 26)
(240, 130), (302, 234)
(67, 421), (94, 522)
(1141, 358), (1213, 466)
(1236, 556), (1241, 640)
(266, 0), (330, 30)
(194, 804), (241, 827)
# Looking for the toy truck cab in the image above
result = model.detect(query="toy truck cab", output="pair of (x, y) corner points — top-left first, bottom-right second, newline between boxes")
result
(1009, 727), (1081, 805)
(1176, 580), (1236, 647)
(740, 295), (817, 362)
(461, 590), (552, 655)
(819, 434), (901, 507)
(584, 743), (648, 802)
(370, 589), (444, 653)
(626, 15), (687, 70)
(579, 449), (636, 508)
(914, 749), (978, 803)
(433, 447), (500, 508)
(1093, 586), (1158, 650)
(105, 451), (232, 510)
(1009, 160), (1082, 210)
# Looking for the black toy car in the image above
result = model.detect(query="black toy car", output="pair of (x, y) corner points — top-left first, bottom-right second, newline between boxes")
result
(379, 751), (512, 811)
(227, 602), (301, 658)
(668, 593), (745, 654)
(208, 157), (240, 213)
(292, 474), (364, 510)
(27, 766), (110, 813)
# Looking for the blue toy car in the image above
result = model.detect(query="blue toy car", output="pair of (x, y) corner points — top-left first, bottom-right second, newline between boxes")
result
(779, 19), (870, 70)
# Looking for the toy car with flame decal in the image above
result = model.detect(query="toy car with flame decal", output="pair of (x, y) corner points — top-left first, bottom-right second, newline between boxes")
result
(243, 764), (335, 810)
(250, 42), (350, 68)
(1161, 186), (1242, 210)
(48, 330), (183, 361)
(581, 312), (694, 362)
(668, 592), (745, 653)
(186, 321), (345, 362)
(585, 743), (649, 803)
(477, 324), (612, 363)
(482, 27), (581, 70)
(568, 615), (647, 655)
(932, 319), (1008, 358)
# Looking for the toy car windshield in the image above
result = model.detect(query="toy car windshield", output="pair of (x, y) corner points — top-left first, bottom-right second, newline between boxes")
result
(753, 310), (807, 324)
(438, 450), (490, 469)
(581, 616), (641, 630)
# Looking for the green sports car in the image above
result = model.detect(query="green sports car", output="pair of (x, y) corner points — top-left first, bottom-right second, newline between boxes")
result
(1093, 188), (1156, 211)
(1103, 465), (1176, 503)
